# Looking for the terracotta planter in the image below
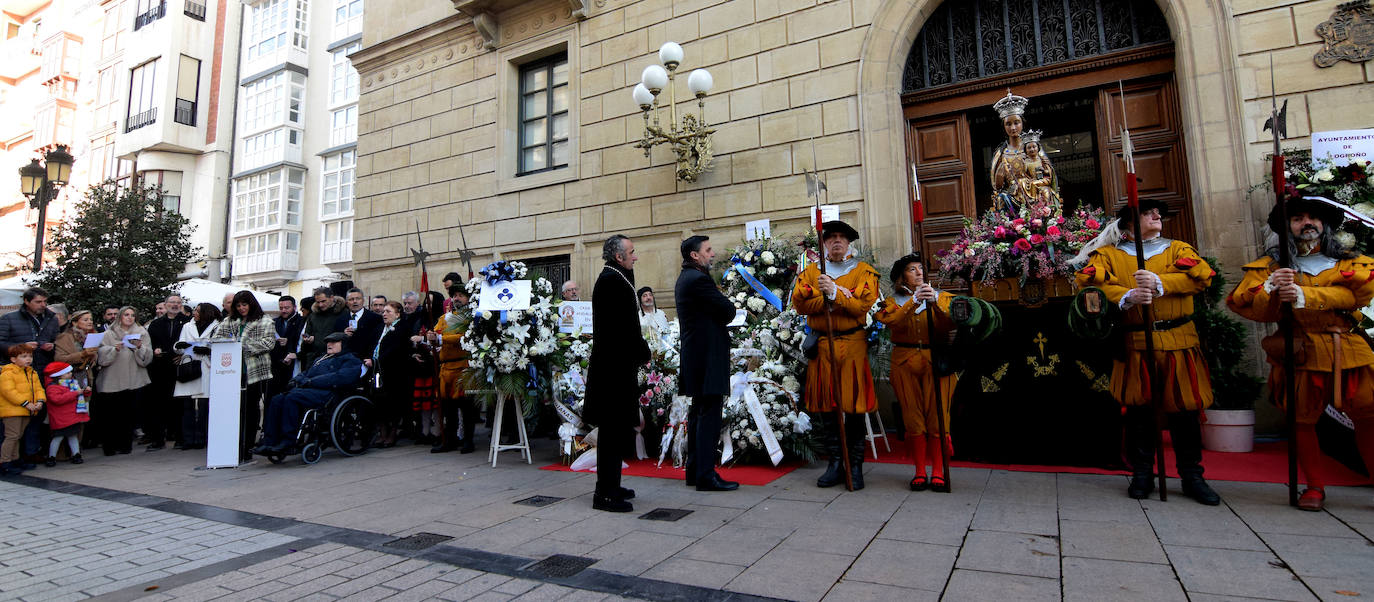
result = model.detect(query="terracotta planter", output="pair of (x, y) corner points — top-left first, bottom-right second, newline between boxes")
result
(1202, 409), (1255, 453)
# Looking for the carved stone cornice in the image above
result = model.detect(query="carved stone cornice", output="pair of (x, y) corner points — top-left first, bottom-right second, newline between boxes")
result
(451, 0), (585, 50)
(349, 13), (473, 76)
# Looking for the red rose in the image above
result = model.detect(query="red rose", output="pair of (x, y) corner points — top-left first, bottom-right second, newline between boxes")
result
(1014, 238), (1032, 251)
(1012, 218), (1025, 227)
(1030, 234), (1045, 244)
(1086, 219), (1101, 229)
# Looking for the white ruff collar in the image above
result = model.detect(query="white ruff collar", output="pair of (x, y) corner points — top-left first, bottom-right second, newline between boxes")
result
(1116, 236), (1171, 261)
(1293, 253), (1338, 276)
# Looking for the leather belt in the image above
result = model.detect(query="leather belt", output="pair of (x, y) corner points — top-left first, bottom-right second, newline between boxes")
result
(819, 326), (864, 338)
(893, 342), (931, 350)
(1123, 314), (1194, 332)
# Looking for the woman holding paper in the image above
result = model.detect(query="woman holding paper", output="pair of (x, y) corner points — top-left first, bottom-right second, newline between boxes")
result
(220, 291), (276, 462)
(173, 303), (221, 450)
(54, 310), (98, 388)
(96, 307), (153, 455)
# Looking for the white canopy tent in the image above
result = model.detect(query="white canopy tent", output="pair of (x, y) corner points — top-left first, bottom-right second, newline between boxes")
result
(173, 279), (280, 313)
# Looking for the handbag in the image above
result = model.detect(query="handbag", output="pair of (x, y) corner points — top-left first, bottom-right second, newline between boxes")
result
(175, 358), (202, 383)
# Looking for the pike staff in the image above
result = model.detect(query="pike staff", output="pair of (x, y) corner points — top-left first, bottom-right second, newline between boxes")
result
(1262, 55), (1299, 507)
(1117, 81), (1168, 501)
(909, 162), (950, 491)
(807, 139), (854, 492)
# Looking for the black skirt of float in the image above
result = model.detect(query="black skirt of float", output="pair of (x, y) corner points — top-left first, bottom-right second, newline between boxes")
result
(949, 298), (1125, 469)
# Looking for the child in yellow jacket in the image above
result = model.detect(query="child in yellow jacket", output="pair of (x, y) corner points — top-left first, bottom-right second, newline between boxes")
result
(1, 343), (45, 475)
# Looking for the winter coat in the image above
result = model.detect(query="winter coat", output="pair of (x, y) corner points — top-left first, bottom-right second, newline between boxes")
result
(0, 363), (45, 418)
(44, 378), (88, 430)
(96, 323), (154, 393)
(334, 307), (384, 361)
(675, 264), (737, 397)
(173, 320), (219, 398)
(281, 351), (364, 408)
(218, 316), (275, 386)
(301, 298), (345, 366)
(0, 308), (60, 372)
(583, 261), (651, 427)
(54, 329), (97, 376)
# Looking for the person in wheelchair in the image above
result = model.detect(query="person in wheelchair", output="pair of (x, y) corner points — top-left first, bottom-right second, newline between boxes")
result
(253, 332), (362, 455)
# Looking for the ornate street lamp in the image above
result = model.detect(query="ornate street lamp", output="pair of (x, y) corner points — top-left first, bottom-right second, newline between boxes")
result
(632, 42), (716, 182)
(18, 144), (75, 271)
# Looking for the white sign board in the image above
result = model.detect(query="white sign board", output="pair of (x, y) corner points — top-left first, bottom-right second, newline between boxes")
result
(745, 218), (771, 240)
(206, 340), (242, 469)
(813, 204), (839, 223)
(1311, 129), (1374, 167)
(558, 301), (593, 334)
(478, 280), (532, 311)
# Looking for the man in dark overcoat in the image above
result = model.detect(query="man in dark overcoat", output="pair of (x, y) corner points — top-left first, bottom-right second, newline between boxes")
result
(674, 235), (739, 491)
(583, 234), (651, 513)
(145, 294), (190, 450)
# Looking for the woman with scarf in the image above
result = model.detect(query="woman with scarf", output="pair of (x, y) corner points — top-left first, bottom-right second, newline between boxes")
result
(431, 284), (476, 453)
(220, 291), (276, 462)
(172, 303), (221, 450)
(370, 301), (412, 447)
(95, 307), (153, 455)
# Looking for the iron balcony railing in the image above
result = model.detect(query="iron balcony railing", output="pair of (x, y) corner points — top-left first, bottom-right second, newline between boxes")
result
(184, 0), (206, 21)
(126, 107), (157, 132)
(133, 1), (166, 30)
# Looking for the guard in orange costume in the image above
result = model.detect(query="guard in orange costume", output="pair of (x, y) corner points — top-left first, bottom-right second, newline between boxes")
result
(1073, 198), (1221, 505)
(875, 253), (957, 492)
(792, 220), (880, 489)
(429, 283), (477, 454)
(1227, 197), (1374, 511)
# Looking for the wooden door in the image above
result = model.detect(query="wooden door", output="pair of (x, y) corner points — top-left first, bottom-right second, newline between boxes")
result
(1096, 77), (1196, 244)
(907, 114), (975, 282)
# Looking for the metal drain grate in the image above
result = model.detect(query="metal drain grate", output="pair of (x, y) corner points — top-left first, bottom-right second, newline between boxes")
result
(382, 532), (454, 551)
(513, 495), (565, 507)
(522, 554), (598, 578)
(638, 507), (693, 522)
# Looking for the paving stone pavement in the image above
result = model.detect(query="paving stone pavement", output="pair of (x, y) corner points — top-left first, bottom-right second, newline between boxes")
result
(2, 438), (1373, 601)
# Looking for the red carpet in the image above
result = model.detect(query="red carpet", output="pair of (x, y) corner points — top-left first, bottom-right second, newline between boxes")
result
(868, 438), (1369, 486)
(540, 458), (803, 486)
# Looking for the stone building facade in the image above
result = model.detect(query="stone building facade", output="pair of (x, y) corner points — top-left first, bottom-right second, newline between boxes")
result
(349, 0), (1373, 311)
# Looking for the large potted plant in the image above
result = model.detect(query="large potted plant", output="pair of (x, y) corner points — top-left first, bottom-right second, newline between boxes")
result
(1196, 260), (1263, 452)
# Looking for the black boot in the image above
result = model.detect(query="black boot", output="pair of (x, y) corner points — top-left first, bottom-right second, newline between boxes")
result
(1125, 407), (1156, 500)
(1170, 411), (1221, 506)
(846, 415), (866, 491)
(816, 414), (845, 488)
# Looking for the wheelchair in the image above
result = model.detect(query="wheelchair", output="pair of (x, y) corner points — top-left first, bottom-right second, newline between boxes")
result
(265, 385), (379, 465)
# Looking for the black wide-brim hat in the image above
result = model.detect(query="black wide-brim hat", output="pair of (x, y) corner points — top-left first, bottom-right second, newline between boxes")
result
(889, 252), (924, 283)
(1267, 196), (1346, 234)
(1114, 198), (1172, 225)
(821, 220), (860, 242)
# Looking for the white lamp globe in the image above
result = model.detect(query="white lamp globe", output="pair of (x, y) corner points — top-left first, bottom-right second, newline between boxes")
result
(632, 83), (654, 109)
(687, 69), (714, 97)
(658, 42), (684, 69)
(641, 64), (669, 94)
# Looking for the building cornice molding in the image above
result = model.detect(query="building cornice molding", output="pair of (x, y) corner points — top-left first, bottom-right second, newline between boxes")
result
(350, 13), (474, 75)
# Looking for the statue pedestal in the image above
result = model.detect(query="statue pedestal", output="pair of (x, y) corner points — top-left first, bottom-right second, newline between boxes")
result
(970, 276), (1077, 308)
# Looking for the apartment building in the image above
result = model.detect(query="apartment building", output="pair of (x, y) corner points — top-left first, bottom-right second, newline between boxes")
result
(97, 0), (241, 282)
(227, 0), (363, 296)
(0, 0), (96, 278)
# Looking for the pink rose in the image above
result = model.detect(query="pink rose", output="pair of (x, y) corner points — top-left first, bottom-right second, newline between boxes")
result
(1047, 225), (1061, 236)
(1086, 219), (1101, 229)
(1014, 238), (1032, 251)
(1031, 219), (1043, 227)
(1057, 217), (1066, 224)
(994, 226), (1008, 238)
(1012, 218), (1025, 227)
(1030, 234), (1045, 244)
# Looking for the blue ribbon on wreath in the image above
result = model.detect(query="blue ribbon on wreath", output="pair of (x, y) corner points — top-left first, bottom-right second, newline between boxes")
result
(480, 260), (516, 286)
(731, 262), (784, 311)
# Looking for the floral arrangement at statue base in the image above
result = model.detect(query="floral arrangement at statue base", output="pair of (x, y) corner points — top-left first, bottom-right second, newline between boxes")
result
(937, 201), (1107, 286)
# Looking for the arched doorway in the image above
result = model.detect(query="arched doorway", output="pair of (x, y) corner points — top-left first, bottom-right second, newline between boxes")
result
(903, 0), (1196, 263)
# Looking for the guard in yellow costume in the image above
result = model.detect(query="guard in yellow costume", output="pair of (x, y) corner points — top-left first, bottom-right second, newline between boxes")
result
(875, 253), (957, 492)
(431, 283), (476, 454)
(1074, 198), (1220, 505)
(792, 220), (880, 489)
(1227, 197), (1374, 511)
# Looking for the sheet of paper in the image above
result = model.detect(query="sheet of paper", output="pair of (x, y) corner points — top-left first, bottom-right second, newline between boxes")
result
(745, 218), (771, 240)
(121, 333), (141, 349)
(477, 280), (532, 311)
(727, 309), (747, 327)
(83, 333), (103, 349)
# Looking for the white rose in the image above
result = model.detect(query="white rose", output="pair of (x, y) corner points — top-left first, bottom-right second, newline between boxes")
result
(744, 251), (755, 262)
(726, 271), (736, 281)
(1315, 168), (1335, 182)
(766, 267), (778, 276)
(761, 251), (776, 265)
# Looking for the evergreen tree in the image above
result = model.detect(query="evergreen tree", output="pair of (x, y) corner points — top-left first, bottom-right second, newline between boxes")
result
(35, 185), (199, 317)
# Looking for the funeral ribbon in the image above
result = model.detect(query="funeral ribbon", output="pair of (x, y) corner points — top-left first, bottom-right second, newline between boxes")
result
(731, 262), (784, 311)
(729, 372), (784, 466)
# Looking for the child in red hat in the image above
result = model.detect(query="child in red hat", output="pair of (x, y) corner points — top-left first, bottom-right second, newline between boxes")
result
(43, 361), (90, 466)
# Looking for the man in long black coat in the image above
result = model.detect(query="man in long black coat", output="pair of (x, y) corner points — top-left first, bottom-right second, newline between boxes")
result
(584, 234), (651, 513)
(145, 294), (190, 450)
(674, 235), (740, 491)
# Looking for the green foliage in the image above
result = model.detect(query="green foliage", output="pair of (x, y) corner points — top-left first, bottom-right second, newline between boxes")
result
(35, 185), (198, 317)
(1195, 258), (1263, 410)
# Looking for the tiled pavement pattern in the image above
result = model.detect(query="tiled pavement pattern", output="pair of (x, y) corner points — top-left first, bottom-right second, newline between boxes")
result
(5, 441), (1374, 601)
